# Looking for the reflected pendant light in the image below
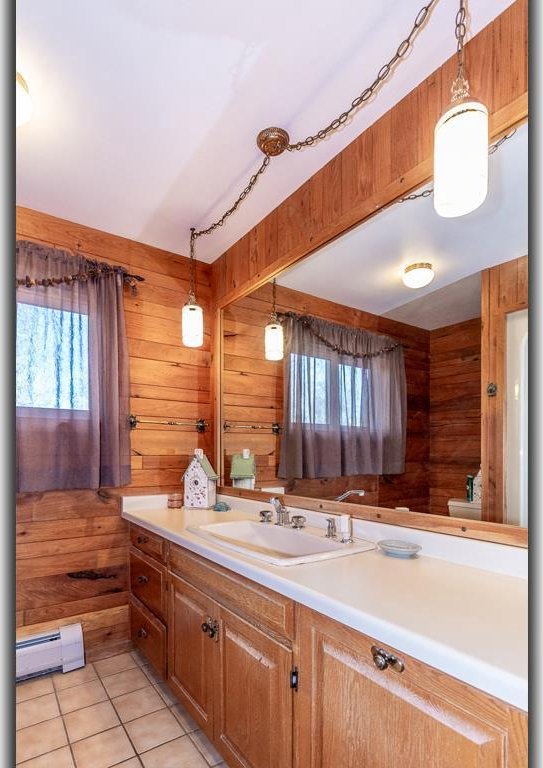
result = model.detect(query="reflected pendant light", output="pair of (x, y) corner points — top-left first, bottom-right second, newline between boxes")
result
(264, 280), (284, 361)
(181, 229), (204, 347)
(433, 1), (488, 218)
(16, 71), (33, 127)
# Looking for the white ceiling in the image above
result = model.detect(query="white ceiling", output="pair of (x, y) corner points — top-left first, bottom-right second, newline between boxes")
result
(16, 0), (514, 262)
(277, 122), (528, 329)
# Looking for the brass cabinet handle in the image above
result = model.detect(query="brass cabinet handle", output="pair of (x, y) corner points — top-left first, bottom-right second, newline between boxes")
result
(371, 645), (404, 673)
(201, 621), (210, 634)
(137, 535), (149, 544)
(138, 627), (148, 639)
(201, 618), (219, 640)
(137, 574), (149, 584)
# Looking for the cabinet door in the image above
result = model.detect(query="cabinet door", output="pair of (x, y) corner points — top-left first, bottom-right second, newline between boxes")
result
(168, 573), (216, 738)
(295, 606), (527, 768)
(215, 606), (293, 768)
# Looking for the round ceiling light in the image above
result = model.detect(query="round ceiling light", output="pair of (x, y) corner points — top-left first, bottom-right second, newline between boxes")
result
(16, 72), (33, 127)
(402, 263), (434, 289)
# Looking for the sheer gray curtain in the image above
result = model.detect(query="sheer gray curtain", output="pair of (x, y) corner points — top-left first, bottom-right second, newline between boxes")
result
(278, 314), (406, 480)
(16, 241), (131, 492)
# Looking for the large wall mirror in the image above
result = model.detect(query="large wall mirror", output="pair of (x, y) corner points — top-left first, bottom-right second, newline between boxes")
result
(219, 122), (528, 534)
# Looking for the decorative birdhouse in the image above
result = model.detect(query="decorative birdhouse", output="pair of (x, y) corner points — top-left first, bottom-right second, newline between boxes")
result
(182, 448), (218, 509)
(230, 448), (256, 490)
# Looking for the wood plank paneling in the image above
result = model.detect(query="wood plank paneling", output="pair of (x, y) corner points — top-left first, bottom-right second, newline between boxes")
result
(223, 283), (430, 513)
(429, 319), (482, 516)
(16, 207), (213, 655)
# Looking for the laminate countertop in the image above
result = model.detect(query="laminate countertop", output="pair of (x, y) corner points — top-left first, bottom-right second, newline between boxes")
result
(122, 495), (528, 711)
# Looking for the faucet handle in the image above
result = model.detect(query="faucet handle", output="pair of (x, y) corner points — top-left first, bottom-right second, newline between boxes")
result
(325, 517), (337, 539)
(259, 509), (273, 523)
(290, 515), (306, 529)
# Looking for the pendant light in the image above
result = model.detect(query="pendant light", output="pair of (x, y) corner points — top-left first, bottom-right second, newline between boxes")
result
(433, 0), (488, 218)
(181, 229), (204, 348)
(16, 72), (33, 127)
(264, 280), (284, 361)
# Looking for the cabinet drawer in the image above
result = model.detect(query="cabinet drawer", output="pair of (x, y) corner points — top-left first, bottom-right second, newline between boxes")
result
(130, 548), (167, 621)
(130, 595), (167, 679)
(130, 524), (167, 562)
(168, 543), (294, 641)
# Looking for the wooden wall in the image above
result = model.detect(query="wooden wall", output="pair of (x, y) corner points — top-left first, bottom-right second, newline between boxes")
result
(16, 206), (213, 658)
(211, 0), (527, 308)
(223, 282), (431, 513)
(428, 318), (482, 516)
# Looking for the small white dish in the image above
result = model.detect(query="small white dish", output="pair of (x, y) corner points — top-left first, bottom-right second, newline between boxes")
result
(377, 539), (421, 559)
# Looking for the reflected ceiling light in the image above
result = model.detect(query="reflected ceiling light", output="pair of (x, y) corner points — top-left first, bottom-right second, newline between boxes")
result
(16, 71), (33, 127)
(433, 0), (488, 218)
(181, 229), (204, 347)
(264, 280), (284, 361)
(402, 263), (434, 289)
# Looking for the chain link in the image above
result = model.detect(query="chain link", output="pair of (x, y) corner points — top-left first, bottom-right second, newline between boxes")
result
(287, 0), (438, 151)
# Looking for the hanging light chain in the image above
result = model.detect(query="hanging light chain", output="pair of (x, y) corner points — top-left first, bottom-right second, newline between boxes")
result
(270, 279), (278, 322)
(287, 0), (438, 151)
(451, 0), (469, 102)
(188, 227), (197, 303)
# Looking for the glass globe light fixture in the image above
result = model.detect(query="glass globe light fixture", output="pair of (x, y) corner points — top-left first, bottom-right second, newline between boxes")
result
(264, 280), (284, 361)
(402, 263), (434, 289)
(433, 1), (488, 218)
(181, 229), (204, 348)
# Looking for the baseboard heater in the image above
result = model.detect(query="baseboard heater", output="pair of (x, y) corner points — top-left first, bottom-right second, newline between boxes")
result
(16, 623), (85, 682)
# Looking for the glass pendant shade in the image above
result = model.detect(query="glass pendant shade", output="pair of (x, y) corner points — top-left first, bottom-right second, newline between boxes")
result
(16, 72), (33, 127)
(182, 302), (204, 348)
(433, 99), (489, 218)
(264, 321), (284, 361)
(402, 263), (434, 289)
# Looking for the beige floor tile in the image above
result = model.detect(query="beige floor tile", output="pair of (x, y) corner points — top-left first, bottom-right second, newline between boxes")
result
(125, 708), (183, 754)
(16, 717), (68, 763)
(18, 745), (75, 768)
(16, 676), (54, 703)
(71, 725), (135, 768)
(16, 692), (60, 730)
(94, 653), (137, 678)
(112, 685), (166, 723)
(63, 700), (120, 743)
(140, 736), (208, 768)
(57, 679), (107, 715)
(170, 703), (199, 734)
(189, 729), (224, 766)
(53, 664), (98, 691)
(101, 667), (148, 698)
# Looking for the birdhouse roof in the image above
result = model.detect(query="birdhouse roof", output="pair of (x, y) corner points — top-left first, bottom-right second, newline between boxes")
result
(230, 454), (256, 479)
(182, 454), (218, 480)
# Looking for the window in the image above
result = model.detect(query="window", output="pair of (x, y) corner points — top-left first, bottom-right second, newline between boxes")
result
(16, 302), (89, 411)
(289, 353), (329, 425)
(339, 363), (370, 428)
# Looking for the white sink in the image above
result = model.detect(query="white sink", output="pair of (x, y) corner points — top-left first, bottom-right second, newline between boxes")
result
(187, 519), (375, 566)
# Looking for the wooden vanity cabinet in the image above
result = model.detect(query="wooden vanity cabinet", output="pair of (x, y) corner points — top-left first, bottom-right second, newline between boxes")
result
(167, 543), (295, 768)
(294, 605), (528, 768)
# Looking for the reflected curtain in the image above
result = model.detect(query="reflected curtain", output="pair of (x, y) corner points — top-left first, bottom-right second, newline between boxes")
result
(278, 313), (406, 479)
(16, 240), (131, 491)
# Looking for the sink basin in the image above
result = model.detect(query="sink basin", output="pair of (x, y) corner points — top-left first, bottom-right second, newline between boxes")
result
(187, 519), (375, 566)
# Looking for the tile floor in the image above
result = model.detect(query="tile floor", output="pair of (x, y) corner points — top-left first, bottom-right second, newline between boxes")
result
(16, 650), (227, 768)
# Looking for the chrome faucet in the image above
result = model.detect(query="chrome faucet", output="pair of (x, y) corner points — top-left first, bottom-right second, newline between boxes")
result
(270, 497), (290, 526)
(334, 489), (365, 503)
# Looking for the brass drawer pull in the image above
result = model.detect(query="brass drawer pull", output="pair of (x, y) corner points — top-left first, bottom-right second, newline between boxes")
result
(137, 574), (149, 585)
(137, 535), (149, 544)
(137, 627), (148, 639)
(371, 645), (404, 673)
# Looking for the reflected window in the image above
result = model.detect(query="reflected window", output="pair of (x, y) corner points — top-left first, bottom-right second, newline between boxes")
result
(289, 353), (329, 425)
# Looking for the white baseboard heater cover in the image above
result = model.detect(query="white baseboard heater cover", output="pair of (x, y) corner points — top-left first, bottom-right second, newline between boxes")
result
(16, 623), (85, 682)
